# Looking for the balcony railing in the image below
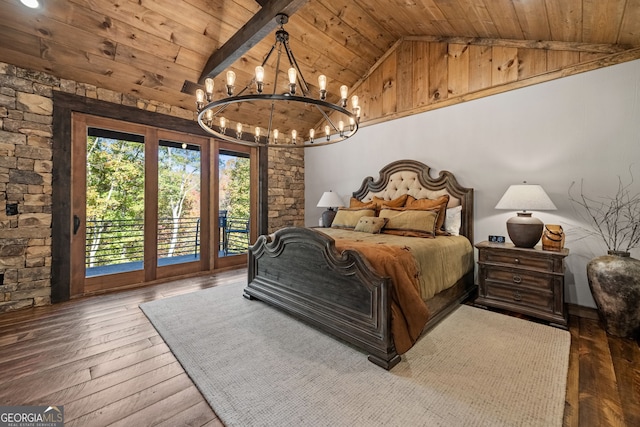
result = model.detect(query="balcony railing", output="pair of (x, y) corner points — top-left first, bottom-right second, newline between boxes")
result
(85, 215), (249, 271)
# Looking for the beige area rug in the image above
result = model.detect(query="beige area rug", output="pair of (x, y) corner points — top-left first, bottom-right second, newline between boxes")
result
(140, 283), (570, 427)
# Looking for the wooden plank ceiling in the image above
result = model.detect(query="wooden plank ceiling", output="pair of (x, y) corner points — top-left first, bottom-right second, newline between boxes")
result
(1, 0), (639, 137)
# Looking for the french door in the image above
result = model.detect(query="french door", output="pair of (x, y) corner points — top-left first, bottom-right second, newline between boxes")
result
(215, 141), (258, 269)
(70, 114), (234, 295)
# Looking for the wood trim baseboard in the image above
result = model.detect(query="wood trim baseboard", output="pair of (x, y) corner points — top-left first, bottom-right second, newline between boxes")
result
(567, 303), (600, 320)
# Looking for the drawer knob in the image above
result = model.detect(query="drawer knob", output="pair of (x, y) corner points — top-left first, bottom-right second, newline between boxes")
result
(513, 275), (522, 284)
(513, 290), (522, 301)
(514, 258), (520, 264)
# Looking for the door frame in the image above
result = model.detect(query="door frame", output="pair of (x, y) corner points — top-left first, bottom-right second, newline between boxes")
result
(51, 92), (262, 301)
(213, 140), (258, 270)
(70, 114), (212, 296)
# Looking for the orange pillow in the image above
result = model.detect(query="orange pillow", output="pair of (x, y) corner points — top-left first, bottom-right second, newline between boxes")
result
(405, 195), (450, 234)
(371, 194), (408, 210)
(349, 197), (376, 209)
(350, 195), (408, 213)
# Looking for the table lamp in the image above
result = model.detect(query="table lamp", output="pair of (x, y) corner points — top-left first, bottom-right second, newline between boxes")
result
(317, 191), (344, 227)
(495, 183), (557, 248)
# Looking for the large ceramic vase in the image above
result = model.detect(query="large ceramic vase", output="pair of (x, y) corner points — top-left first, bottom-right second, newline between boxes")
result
(587, 251), (640, 339)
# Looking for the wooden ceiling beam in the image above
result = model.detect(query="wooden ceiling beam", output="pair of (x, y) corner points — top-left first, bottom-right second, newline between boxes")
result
(197, 0), (310, 84)
(404, 35), (634, 54)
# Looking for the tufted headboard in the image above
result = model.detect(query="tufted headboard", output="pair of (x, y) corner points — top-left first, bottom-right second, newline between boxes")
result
(352, 159), (474, 242)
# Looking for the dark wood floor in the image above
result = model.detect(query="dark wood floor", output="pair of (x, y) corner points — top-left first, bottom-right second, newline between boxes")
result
(0, 268), (638, 426)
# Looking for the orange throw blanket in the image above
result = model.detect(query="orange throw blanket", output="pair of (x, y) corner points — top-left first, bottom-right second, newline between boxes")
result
(334, 240), (430, 354)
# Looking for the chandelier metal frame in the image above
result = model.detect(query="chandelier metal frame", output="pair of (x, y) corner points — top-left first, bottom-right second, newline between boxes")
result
(196, 14), (360, 148)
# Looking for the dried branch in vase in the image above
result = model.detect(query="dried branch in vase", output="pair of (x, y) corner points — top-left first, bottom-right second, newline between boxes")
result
(568, 168), (640, 253)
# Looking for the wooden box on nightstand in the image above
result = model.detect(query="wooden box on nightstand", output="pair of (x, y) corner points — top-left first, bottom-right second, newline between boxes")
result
(475, 241), (569, 329)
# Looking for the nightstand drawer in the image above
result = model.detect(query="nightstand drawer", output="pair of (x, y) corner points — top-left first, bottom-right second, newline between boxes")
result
(485, 284), (553, 311)
(481, 251), (554, 271)
(475, 241), (569, 328)
(484, 268), (554, 291)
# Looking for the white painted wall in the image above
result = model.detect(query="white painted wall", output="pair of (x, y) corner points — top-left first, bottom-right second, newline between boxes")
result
(305, 59), (640, 308)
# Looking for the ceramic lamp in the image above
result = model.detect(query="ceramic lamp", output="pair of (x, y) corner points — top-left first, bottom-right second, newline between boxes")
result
(316, 191), (344, 227)
(495, 183), (557, 248)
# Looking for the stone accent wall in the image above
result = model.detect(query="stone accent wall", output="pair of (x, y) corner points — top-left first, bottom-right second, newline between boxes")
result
(268, 149), (305, 233)
(0, 63), (55, 312)
(0, 61), (304, 313)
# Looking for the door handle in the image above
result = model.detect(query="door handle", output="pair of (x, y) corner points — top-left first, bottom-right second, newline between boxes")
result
(73, 215), (81, 235)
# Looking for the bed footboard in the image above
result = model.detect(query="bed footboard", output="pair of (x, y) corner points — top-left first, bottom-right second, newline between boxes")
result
(244, 227), (400, 369)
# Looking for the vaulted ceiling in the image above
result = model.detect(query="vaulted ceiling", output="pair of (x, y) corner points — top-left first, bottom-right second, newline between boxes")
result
(2, 0), (640, 136)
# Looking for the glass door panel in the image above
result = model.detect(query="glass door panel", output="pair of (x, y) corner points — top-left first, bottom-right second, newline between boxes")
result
(71, 113), (253, 296)
(85, 128), (145, 278)
(218, 151), (251, 258)
(157, 140), (202, 267)
(73, 115), (211, 296)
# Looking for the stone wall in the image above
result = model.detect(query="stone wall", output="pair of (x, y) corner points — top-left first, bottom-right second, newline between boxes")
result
(0, 63), (55, 312)
(267, 149), (305, 233)
(0, 61), (304, 313)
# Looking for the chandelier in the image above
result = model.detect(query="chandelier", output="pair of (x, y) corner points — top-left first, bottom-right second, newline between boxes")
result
(195, 14), (360, 148)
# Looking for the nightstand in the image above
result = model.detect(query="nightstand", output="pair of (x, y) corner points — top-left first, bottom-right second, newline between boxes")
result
(475, 241), (569, 329)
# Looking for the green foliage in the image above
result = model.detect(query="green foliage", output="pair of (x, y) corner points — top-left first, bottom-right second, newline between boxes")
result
(157, 144), (201, 257)
(218, 154), (251, 255)
(85, 135), (252, 266)
(224, 155), (251, 220)
(86, 136), (146, 265)
(86, 136), (145, 222)
(86, 137), (202, 265)
(157, 144), (201, 219)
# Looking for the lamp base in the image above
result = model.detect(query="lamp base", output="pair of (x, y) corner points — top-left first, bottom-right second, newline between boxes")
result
(321, 208), (337, 228)
(506, 212), (544, 248)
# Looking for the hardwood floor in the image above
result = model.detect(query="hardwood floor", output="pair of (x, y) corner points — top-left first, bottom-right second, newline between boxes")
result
(0, 268), (638, 426)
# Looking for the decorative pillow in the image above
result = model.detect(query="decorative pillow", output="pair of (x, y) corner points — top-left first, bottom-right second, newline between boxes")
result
(378, 208), (439, 238)
(354, 216), (387, 234)
(331, 208), (376, 229)
(349, 197), (376, 209)
(445, 205), (463, 236)
(405, 195), (450, 234)
(372, 194), (408, 210)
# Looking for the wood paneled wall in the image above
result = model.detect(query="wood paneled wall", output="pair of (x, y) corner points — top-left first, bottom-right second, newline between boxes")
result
(340, 39), (640, 128)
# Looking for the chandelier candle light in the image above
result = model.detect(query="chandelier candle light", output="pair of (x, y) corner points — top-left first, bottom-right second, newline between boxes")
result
(195, 14), (360, 148)
(495, 183), (557, 248)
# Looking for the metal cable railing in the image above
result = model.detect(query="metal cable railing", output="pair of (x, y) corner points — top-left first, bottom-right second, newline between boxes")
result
(85, 217), (201, 267)
(85, 215), (249, 268)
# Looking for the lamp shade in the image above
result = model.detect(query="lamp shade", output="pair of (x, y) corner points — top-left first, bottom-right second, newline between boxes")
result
(317, 191), (344, 208)
(495, 184), (557, 211)
(495, 184), (556, 248)
(317, 191), (343, 228)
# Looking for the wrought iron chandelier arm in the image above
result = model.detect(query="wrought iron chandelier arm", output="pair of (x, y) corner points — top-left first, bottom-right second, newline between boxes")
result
(231, 42), (277, 97)
(283, 40), (310, 96)
(195, 13), (359, 148)
(314, 105), (339, 131)
(261, 43), (277, 68)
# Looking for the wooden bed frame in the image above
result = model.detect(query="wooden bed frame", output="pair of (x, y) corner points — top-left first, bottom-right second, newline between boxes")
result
(244, 160), (475, 369)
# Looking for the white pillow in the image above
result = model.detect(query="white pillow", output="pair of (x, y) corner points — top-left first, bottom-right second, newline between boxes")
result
(445, 205), (462, 236)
